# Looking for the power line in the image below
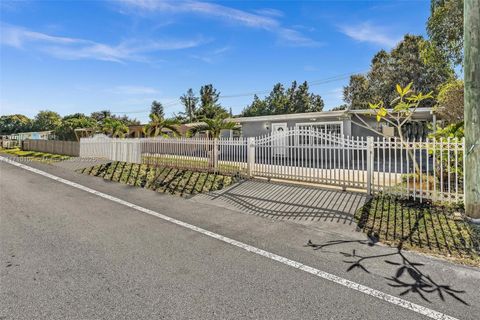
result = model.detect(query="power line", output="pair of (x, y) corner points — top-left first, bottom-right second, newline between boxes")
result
(110, 70), (367, 114)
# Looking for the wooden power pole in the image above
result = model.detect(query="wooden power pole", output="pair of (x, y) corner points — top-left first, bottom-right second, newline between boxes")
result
(465, 0), (480, 218)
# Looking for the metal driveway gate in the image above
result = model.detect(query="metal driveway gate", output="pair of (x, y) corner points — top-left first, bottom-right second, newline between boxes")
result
(251, 128), (370, 191)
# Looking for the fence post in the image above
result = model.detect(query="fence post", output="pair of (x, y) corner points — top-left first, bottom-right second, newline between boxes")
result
(213, 138), (219, 170)
(110, 140), (116, 161)
(134, 139), (142, 164)
(247, 137), (255, 177)
(366, 136), (374, 195)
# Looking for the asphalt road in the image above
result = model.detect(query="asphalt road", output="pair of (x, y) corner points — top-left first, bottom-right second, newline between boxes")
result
(1, 158), (479, 320)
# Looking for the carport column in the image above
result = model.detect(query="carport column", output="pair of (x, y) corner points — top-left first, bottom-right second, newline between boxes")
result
(366, 136), (374, 195)
(247, 137), (255, 177)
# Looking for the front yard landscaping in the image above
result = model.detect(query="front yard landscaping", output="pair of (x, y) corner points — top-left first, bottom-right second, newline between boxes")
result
(355, 195), (480, 267)
(0, 147), (71, 162)
(77, 161), (238, 196)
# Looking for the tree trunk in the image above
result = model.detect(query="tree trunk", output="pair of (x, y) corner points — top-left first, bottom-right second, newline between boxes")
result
(398, 128), (421, 175)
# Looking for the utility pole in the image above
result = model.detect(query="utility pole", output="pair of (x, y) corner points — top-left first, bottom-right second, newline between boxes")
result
(465, 0), (480, 218)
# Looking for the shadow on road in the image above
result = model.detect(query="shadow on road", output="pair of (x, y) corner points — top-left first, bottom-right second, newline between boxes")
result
(306, 238), (469, 305)
(195, 179), (369, 223)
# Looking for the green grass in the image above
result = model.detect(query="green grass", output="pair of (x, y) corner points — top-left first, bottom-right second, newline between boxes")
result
(142, 155), (246, 175)
(77, 161), (238, 196)
(0, 147), (70, 162)
(355, 195), (480, 267)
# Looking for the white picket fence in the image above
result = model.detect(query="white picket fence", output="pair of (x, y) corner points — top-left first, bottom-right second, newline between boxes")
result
(80, 136), (142, 163)
(79, 129), (464, 204)
(140, 137), (248, 175)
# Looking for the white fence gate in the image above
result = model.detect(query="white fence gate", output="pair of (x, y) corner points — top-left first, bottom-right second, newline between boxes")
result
(79, 129), (464, 204)
(252, 128), (369, 190)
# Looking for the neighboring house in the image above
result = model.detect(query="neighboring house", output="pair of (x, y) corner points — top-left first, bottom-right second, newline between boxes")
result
(221, 108), (435, 140)
(7, 131), (53, 141)
(0, 131), (53, 148)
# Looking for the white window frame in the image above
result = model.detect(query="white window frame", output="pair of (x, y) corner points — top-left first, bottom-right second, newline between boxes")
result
(295, 121), (344, 146)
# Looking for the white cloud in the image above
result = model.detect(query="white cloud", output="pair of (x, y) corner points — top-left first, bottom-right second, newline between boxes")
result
(254, 8), (284, 18)
(339, 22), (400, 48)
(117, 0), (320, 47)
(190, 45), (232, 64)
(0, 23), (208, 63)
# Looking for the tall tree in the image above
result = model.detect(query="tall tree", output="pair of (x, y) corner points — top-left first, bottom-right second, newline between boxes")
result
(55, 114), (97, 141)
(343, 75), (372, 110)
(241, 95), (270, 117)
(343, 35), (454, 109)
(33, 110), (62, 131)
(0, 114), (33, 135)
(196, 84), (227, 119)
(150, 100), (164, 119)
(266, 83), (288, 114)
(90, 110), (111, 123)
(427, 0), (464, 66)
(90, 110), (139, 126)
(179, 88), (199, 122)
(199, 84), (220, 108)
(242, 81), (323, 116)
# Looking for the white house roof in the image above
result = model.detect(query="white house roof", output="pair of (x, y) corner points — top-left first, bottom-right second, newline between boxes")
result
(230, 110), (346, 123)
(230, 107), (433, 123)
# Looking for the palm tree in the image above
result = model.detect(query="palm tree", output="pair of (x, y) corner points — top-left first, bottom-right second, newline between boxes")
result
(143, 113), (180, 137)
(189, 116), (238, 139)
(101, 118), (129, 138)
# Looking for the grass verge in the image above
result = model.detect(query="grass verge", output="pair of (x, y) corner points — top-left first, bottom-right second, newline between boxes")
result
(76, 161), (238, 196)
(355, 195), (480, 267)
(0, 147), (71, 162)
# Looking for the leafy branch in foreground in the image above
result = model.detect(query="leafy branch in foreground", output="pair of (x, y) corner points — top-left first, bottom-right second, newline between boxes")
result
(351, 82), (434, 173)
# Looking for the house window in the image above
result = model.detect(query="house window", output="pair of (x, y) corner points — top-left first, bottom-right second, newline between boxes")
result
(296, 122), (343, 145)
(228, 125), (242, 139)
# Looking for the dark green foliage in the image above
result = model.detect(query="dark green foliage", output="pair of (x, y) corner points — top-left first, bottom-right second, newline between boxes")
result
(434, 79), (464, 123)
(90, 110), (140, 126)
(179, 88), (199, 123)
(196, 84), (228, 119)
(242, 81), (324, 116)
(0, 114), (33, 135)
(344, 35), (454, 109)
(189, 116), (237, 138)
(54, 114), (97, 141)
(150, 100), (165, 119)
(101, 118), (129, 138)
(427, 0), (464, 66)
(33, 110), (62, 132)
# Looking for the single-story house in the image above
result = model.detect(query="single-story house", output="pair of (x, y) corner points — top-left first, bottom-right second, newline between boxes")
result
(5, 130), (53, 141)
(221, 107), (435, 141)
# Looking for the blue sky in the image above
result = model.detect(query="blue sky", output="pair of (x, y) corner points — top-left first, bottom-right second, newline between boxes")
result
(0, 0), (430, 123)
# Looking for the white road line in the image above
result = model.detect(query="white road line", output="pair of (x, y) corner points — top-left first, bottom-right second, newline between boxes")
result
(0, 156), (458, 320)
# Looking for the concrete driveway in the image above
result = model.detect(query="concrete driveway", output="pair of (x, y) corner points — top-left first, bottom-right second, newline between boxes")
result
(192, 179), (369, 225)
